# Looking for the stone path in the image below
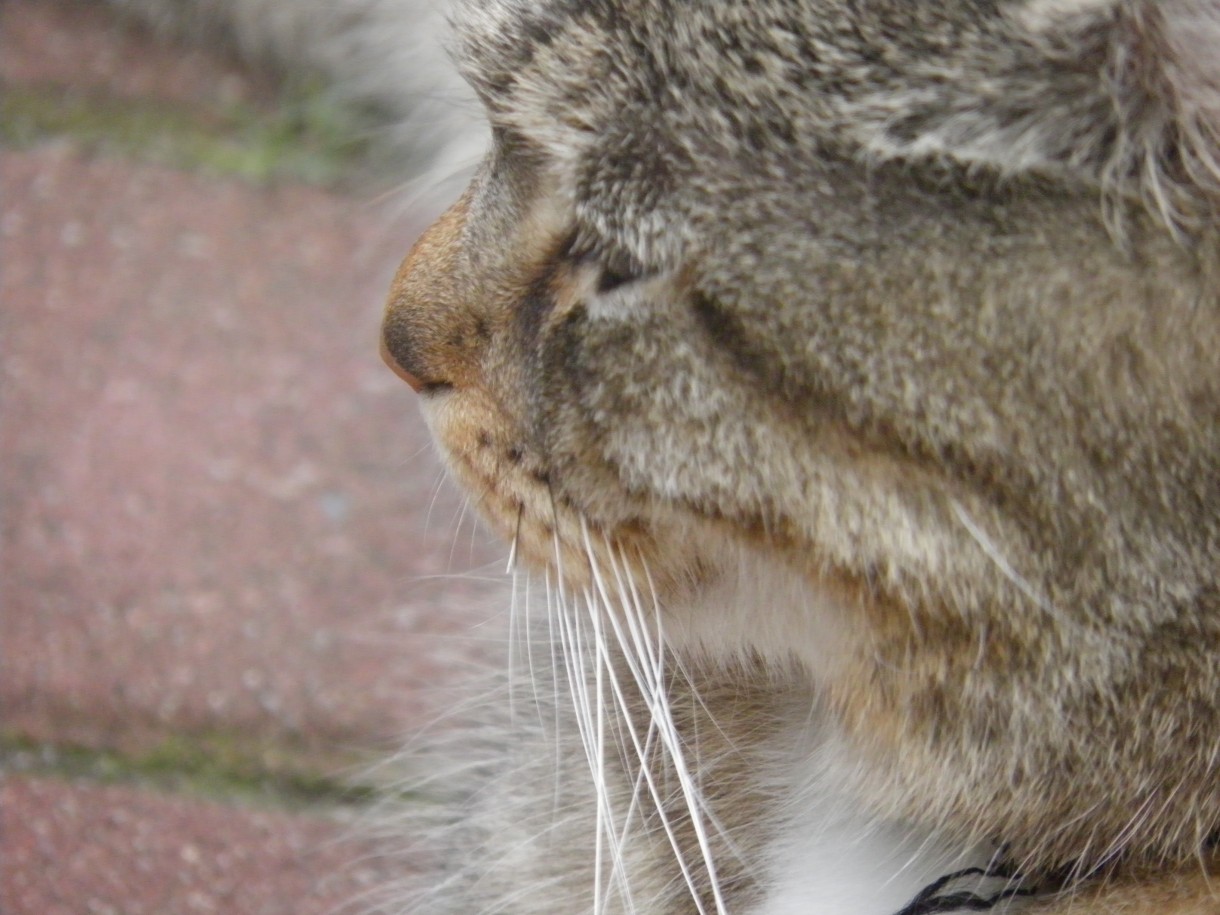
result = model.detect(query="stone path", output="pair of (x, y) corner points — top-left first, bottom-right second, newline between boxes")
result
(1, 2), (502, 911)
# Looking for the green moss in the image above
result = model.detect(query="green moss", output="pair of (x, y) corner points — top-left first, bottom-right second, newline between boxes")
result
(0, 82), (368, 186)
(0, 731), (381, 811)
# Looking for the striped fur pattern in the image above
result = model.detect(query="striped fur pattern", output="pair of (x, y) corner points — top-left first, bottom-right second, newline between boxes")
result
(118, 0), (1220, 911)
(380, 1), (1220, 911)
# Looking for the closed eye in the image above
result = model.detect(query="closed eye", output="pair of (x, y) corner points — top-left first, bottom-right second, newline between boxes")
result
(597, 258), (645, 293)
(564, 232), (654, 294)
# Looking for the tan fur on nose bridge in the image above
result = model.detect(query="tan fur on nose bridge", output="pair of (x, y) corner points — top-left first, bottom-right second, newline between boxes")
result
(381, 196), (472, 391)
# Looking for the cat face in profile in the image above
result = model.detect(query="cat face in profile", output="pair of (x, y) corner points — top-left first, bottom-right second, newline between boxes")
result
(382, 1), (1220, 911)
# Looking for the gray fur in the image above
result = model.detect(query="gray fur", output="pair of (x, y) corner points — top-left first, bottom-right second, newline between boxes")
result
(125, 0), (1220, 910)
(381, 0), (1220, 911)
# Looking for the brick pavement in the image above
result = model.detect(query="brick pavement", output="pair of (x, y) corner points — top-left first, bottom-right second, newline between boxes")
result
(1, 2), (502, 911)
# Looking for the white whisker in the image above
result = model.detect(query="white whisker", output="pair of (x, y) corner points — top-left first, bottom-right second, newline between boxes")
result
(579, 532), (692, 913)
(951, 500), (1076, 631)
(579, 521), (730, 915)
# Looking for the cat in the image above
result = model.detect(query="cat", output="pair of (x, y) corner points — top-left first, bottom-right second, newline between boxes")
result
(378, 1), (1220, 913)
(113, 0), (1220, 911)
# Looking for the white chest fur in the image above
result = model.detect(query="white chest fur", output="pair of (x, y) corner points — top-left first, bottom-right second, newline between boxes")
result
(748, 717), (1028, 915)
(658, 545), (1030, 914)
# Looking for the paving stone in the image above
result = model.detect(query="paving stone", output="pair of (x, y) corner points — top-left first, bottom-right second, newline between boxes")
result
(1, 774), (400, 915)
(1, 146), (503, 763)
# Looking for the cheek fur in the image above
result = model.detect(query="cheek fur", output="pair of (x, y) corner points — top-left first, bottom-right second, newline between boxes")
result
(425, 385), (729, 607)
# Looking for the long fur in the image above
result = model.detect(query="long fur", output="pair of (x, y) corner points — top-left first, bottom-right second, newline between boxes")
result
(109, 0), (487, 200)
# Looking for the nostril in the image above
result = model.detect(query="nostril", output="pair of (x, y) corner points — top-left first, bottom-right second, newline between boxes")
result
(379, 334), (425, 393)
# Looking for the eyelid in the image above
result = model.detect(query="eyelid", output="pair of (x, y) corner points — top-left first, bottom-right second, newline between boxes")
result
(564, 233), (653, 294)
(597, 255), (642, 293)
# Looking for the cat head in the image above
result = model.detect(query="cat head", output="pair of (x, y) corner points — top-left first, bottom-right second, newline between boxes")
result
(450, 0), (1220, 263)
(385, 0), (1219, 593)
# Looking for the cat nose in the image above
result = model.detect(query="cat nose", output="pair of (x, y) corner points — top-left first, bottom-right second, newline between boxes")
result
(380, 336), (424, 392)
(381, 196), (471, 394)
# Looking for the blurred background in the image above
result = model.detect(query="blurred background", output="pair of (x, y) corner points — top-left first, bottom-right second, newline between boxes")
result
(1, 1), (502, 910)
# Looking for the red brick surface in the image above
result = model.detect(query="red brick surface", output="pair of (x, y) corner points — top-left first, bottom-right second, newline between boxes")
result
(1, 1), (503, 912)
(2, 775), (397, 915)
(1, 147), (500, 762)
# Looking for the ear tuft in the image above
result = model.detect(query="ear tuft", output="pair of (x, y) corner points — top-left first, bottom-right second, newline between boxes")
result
(853, 0), (1220, 240)
(1098, 0), (1220, 235)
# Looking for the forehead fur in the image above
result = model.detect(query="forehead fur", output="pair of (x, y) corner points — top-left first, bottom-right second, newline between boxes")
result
(449, 1), (1092, 143)
(450, 0), (1220, 243)
(450, 0), (606, 160)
